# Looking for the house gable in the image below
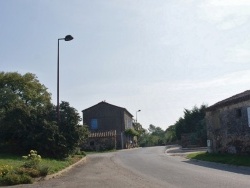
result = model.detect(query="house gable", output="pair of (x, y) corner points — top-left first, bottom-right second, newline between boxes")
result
(206, 90), (250, 154)
(82, 101), (134, 150)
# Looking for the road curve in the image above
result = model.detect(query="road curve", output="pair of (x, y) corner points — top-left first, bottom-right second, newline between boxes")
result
(10, 146), (250, 188)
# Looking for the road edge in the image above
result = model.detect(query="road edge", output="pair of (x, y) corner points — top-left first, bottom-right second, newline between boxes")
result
(37, 156), (87, 181)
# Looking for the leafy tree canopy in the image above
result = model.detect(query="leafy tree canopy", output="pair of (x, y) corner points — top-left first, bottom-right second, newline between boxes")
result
(0, 72), (88, 158)
(0, 72), (51, 113)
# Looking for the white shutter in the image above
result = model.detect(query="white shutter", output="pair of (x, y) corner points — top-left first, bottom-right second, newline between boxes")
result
(247, 107), (250, 127)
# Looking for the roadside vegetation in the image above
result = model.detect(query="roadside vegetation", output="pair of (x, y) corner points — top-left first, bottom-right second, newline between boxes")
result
(0, 150), (85, 186)
(137, 105), (207, 147)
(0, 72), (88, 185)
(187, 152), (250, 167)
(0, 72), (89, 159)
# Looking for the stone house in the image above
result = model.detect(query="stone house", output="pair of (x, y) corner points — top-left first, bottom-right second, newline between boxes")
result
(206, 90), (250, 154)
(82, 101), (134, 150)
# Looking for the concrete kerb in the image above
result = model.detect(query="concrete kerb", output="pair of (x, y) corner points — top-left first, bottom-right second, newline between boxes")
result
(165, 145), (207, 157)
(119, 147), (142, 152)
(37, 156), (87, 182)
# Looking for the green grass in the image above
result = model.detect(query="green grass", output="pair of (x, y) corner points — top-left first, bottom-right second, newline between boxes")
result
(0, 154), (84, 175)
(0, 154), (24, 167)
(187, 152), (250, 167)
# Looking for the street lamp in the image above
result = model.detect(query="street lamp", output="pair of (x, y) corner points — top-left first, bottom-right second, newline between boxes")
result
(57, 35), (74, 124)
(136, 110), (141, 123)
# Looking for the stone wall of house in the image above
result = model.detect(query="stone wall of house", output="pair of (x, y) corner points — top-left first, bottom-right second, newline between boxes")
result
(82, 131), (117, 151)
(206, 101), (250, 154)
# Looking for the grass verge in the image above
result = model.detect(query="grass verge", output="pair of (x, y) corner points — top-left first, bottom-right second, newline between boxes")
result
(0, 154), (84, 175)
(187, 152), (250, 167)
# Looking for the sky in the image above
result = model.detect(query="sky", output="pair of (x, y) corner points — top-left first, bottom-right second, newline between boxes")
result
(1, 0), (250, 130)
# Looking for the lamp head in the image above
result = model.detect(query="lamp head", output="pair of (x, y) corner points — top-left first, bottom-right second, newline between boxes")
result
(64, 35), (74, 41)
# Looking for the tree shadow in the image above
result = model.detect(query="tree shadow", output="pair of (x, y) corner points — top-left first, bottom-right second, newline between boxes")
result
(183, 159), (250, 175)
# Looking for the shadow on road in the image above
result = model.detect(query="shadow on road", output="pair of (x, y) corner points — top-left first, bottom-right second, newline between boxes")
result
(183, 159), (250, 175)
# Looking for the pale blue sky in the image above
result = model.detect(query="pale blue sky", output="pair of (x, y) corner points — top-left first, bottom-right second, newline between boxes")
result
(1, 0), (250, 130)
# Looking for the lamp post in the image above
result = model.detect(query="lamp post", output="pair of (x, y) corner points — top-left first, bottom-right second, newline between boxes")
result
(57, 35), (73, 124)
(136, 110), (141, 123)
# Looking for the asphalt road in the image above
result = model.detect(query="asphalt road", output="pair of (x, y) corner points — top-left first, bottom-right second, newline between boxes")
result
(10, 146), (250, 188)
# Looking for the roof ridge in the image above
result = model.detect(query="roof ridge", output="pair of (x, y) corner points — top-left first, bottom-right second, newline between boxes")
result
(206, 90), (250, 111)
(82, 101), (133, 117)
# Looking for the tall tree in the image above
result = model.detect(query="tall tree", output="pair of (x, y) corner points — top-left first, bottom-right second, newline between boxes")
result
(0, 72), (52, 152)
(0, 72), (88, 158)
(0, 72), (51, 112)
(174, 105), (207, 146)
(57, 101), (88, 157)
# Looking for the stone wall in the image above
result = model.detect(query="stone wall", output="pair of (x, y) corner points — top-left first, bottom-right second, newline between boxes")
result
(206, 101), (250, 154)
(82, 130), (117, 151)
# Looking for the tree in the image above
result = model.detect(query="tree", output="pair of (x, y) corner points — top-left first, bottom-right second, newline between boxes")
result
(165, 125), (177, 143)
(56, 101), (88, 157)
(148, 124), (157, 133)
(0, 72), (88, 158)
(0, 72), (51, 112)
(23, 101), (88, 158)
(139, 124), (166, 147)
(0, 72), (52, 153)
(174, 105), (207, 146)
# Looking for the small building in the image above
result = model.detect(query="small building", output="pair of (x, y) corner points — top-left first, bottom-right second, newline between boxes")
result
(206, 90), (250, 154)
(82, 101), (134, 150)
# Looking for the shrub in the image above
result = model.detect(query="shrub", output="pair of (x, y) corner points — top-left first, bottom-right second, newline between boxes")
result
(0, 165), (13, 177)
(0, 151), (50, 186)
(1, 173), (32, 185)
(73, 147), (86, 156)
(19, 174), (33, 184)
(125, 128), (139, 137)
(16, 167), (40, 178)
(22, 150), (42, 169)
(21, 150), (49, 177)
(38, 166), (49, 177)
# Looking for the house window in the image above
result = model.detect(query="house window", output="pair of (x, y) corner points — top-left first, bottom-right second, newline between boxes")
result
(91, 119), (98, 130)
(236, 109), (242, 118)
(247, 107), (250, 127)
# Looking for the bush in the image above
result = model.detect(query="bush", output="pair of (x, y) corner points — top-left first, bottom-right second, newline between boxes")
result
(38, 166), (49, 177)
(16, 167), (40, 178)
(0, 165), (13, 177)
(0, 173), (33, 186)
(73, 147), (86, 156)
(0, 151), (50, 186)
(21, 150), (49, 177)
(125, 128), (139, 137)
(22, 150), (42, 169)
